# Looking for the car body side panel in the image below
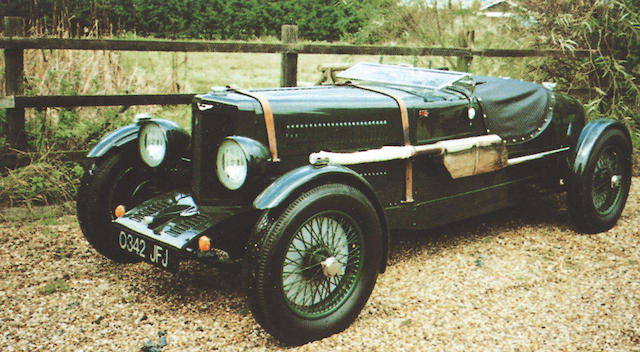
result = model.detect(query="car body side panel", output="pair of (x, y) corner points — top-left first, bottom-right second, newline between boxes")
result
(390, 92), (585, 231)
(415, 98), (485, 144)
(196, 86), (586, 234)
(391, 158), (554, 230)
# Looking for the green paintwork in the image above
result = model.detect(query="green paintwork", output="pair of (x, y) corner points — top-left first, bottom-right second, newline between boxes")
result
(193, 86), (587, 232)
(87, 123), (139, 158)
(572, 118), (630, 177)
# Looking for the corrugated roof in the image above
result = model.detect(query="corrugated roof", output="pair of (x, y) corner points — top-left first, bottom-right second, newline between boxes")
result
(479, 0), (521, 11)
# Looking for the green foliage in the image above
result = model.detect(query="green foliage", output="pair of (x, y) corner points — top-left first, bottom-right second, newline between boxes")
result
(525, 0), (640, 122)
(0, 160), (82, 206)
(3, 0), (373, 41)
(0, 109), (6, 154)
(42, 279), (70, 295)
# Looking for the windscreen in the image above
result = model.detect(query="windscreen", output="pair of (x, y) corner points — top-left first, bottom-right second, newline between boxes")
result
(337, 62), (472, 90)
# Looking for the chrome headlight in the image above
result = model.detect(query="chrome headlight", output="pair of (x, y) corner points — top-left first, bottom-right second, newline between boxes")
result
(138, 119), (190, 168)
(139, 122), (167, 167)
(216, 136), (269, 190)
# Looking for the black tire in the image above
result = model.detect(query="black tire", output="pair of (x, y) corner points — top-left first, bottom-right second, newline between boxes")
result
(568, 128), (632, 233)
(76, 152), (169, 262)
(243, 184), (383, 345)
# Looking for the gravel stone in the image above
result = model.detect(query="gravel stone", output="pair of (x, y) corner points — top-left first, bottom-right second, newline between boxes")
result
(0, 179), (638, 350)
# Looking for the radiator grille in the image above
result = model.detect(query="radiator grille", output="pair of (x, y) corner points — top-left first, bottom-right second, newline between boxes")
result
(163, 214), (212, 238)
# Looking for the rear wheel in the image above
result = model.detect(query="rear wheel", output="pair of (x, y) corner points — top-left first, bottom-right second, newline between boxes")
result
(76, 152), (169, 262)
(568, 128), (632, 233)
(243, 184), (383, 345)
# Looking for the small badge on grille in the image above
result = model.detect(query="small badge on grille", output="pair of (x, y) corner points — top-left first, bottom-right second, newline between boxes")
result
(197, 102), (214, 111)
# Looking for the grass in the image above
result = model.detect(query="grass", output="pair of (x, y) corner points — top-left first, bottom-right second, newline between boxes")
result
(42, 278), (70, 295)
(1, 14), (636, 206)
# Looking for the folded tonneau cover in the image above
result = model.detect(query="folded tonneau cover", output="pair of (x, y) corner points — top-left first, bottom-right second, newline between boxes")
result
(474, 76), (554, 144)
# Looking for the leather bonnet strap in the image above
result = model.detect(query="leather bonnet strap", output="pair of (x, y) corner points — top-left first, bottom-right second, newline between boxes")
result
(348, 84), (414, 203)
(228, 87), (280, 162)
(348, 84), (410, 146)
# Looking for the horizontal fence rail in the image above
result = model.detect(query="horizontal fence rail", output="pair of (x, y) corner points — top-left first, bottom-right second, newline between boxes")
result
(0, 94), (195, 109)
(1, 17), (634, 167)
(0, 37), (609, 58)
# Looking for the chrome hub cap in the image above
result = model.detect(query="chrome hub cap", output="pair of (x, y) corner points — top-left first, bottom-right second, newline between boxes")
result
(611, 175), (622, 189)
(321, 257), (345, 277)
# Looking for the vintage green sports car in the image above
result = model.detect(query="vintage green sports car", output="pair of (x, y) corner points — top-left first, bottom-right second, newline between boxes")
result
(77, 63), (632, 344)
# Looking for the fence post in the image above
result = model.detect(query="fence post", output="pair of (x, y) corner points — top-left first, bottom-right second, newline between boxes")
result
(456, 30), (475, 72)
(3, 16), (27, 150)
(280, 25), (298, 87)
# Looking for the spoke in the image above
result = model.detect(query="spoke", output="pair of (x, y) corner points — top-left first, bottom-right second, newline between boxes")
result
(299, 224), (316, 248)
(284, 279), (305, 305)
(292, 236), (308, 253)
(282, 262), (322, 275)
(320, 216), (331, 245)
(593, 192), (607, 209)
(316, 280), (325, 302)
(284, 251), (304, 265)
(311, 217), (322, 244)
(282, 211), (364, 316)
(593, 182), (609, 193)
(301, 280), (311, 306)
(330, 218), (341, 249)
(320, 278), (329, 298)
(336, 251), (361, 265)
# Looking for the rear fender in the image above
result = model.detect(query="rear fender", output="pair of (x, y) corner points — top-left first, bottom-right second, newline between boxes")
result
(572, 118), (631, 177)
(253, 164), (389, 273)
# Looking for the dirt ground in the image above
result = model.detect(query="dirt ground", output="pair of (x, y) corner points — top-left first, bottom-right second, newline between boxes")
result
(0, 179), (639, 351)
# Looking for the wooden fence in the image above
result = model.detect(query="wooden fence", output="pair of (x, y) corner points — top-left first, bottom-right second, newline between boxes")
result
(0, 15), (614, 165)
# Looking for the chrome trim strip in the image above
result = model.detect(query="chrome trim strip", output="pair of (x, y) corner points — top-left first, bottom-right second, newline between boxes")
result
(507, 147), (570, 166)
(309, 144), (443, 165)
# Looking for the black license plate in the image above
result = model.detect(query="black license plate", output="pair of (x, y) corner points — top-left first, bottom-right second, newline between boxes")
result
(118, 230), (179, 272)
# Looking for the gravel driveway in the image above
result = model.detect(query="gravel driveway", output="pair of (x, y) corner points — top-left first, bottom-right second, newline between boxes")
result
(0, 179), (638, 351)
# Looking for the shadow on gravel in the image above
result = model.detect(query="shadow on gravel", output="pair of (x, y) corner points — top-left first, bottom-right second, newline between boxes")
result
(388, 192), (572, 263)
(105, 192), (572, 300)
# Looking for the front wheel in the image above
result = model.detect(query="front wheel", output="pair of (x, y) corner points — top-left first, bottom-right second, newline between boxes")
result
(568, 128), (632, 233)
(243, 184), (383, 345)
(76, 152), (171, 262)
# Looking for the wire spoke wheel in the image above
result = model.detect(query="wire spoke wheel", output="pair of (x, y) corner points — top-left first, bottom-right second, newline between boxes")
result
(568, 127), (631, 233)
(243, 183), (383, 344)
(77, 153), (171, 262)
(281, 211), (364, 318)
(591, 145), (623, 215)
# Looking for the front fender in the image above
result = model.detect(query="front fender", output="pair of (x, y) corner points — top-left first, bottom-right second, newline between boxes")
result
(253, 164), (389, 273)
(254, 164), (375, 210)
(572, 118), (631, 177)
(87, 118), (189, 160)
(87, 123), (140, 158)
